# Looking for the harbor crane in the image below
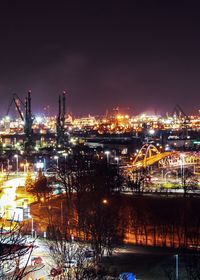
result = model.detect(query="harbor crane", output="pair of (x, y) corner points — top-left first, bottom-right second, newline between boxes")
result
(7, 91), (35, 153)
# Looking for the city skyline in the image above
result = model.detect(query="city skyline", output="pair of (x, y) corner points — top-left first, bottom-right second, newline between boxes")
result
(0, 1), (200, 115)
(1, 2), (200, 279)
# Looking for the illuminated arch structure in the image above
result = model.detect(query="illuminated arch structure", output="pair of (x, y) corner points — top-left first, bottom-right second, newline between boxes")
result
(130, 144), (173, 170)
(129, 144), (200, 172)
(160, 152), (200, 169)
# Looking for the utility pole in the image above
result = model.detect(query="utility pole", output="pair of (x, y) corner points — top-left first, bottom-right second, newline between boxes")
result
(31, 217), (34, 238)
(175, 254), (179, 280)
(14, 154), (19, 176)
(61, 201), (63, 234)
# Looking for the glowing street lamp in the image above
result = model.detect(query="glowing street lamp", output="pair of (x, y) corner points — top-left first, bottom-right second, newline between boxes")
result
(148, 129), (155, 135)
(114, 157), (119, 165)
(102, 198), (108, 205)
(54, 155), (59, 168)
(180, 154), (186, 187)
(20, 160), (29, 174)
(36, 161), (44, 170)
(104, 151), (110, 164)
(14, 154), (19, 176)
(63, 153), (68, 162)
(20, 163), (25, 174)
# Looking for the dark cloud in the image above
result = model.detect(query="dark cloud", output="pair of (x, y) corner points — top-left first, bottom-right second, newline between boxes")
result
(0, 1), (200, 116)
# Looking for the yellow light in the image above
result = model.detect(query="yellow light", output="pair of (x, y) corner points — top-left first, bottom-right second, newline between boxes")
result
(116, 115), (123, 120)
(102, 199), (108, 205)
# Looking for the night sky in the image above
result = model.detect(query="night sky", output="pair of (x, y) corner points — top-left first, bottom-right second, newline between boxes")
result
(0, 1), (200, 116)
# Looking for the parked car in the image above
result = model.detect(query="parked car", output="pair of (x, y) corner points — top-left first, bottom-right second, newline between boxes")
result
(119, 272), (136, 280)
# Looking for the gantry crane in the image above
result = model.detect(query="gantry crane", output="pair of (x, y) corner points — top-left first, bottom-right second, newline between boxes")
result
(7, 91), (35, 152)
(56, 91), (68, 148)
(172, 104), (189, 139)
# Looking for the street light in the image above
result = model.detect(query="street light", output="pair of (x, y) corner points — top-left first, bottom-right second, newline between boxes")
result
(104, 151), (110, 164)
(102, 198), (108, 205)
(180, 154), (186, 187)
(54, 156), (59, 168)
(148, 129), (155, 135)
(114, 157), (119, 165)
(175, 254), (179, 280)
(25, 162), (29, 173)
(48, 204), (63, 225)
(7, 159), (10, 172)
(164, 170), (179, 183)
(36, 161), (44, 170)
(164, 171), (172, 183)
(14, 154), (19, 176)
(20, 161), (29, 174)
(29, 215), (34, 238)
(20, 163), (25, 174)
(63, 153), (68, 161)
(43, 158), (46, 173)
(40, 202), (63, 232)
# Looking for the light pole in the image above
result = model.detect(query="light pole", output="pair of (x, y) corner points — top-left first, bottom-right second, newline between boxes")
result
(104, 151), (110, 164)
(20, 163), (25, 174)
(114, 156), (119, 165)
(49, 204), (63, 226)
(14, 154), (19, 176)
(60, 201), (63, 231)
(180, 154), (185, 187)
(63, 153), (68, 171)
(41, 203), (63, 232)
(54, 156), (59, 168)
(43, 158), (46, 173)
(21, 161), (29, 174)
(63, 153), (68, 162)
(25, 160), (29, 173)
(175, 254), (179, 280)
(164, 171), (172, 183)
(7, 159), (10, 172)
(29, 216), (34, 238)
(26, 162), (29, 173)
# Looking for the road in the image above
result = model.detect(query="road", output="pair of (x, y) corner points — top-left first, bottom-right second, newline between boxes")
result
(103, 244), (197, 280)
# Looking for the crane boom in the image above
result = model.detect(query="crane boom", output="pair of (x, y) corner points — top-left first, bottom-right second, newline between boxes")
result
(7, 93), (25, 121)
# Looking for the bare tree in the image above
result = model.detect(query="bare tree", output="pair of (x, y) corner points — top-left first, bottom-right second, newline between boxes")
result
(45, 224), (99, 280)
(47, 159), (124, 277)
(74, 161), (124, 260)
(0, 217), (42, 279)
